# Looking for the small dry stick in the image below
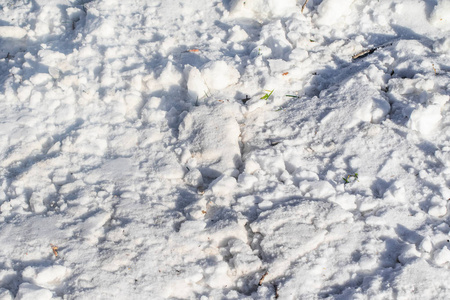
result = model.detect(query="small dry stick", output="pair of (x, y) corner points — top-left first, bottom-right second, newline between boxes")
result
(432, 64), (437, 75)
(352, 42), (393, 60)
(301, 0), (309, 13)
(259, 271), (268, 286)
(352, 48), (376, 60)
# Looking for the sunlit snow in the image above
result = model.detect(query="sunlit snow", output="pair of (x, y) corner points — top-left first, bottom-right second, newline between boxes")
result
(0, 0), (449, 299)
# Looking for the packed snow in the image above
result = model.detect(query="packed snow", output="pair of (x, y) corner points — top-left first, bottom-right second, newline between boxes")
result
(0, 0), (449, 299)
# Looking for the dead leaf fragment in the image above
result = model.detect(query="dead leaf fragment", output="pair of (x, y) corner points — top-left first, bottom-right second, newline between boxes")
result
(50, 244), (58, 257)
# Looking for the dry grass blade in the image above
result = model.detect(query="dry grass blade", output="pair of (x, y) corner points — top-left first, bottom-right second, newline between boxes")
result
(301, 0), (309, 13)
(258, 271), (268, 286)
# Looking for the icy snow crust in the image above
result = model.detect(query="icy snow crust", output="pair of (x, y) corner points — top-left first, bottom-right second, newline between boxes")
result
(0, 0), (449, 298)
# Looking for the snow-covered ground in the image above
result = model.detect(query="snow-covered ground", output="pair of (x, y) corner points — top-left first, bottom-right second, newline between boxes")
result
(0, 0), (449, 299)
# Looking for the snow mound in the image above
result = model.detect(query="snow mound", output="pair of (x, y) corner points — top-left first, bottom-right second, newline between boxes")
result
(185, 62), (240, 101)
(15, 283), (53, 300)
(259, 20), (293, 60)
(434, 246), (450, 265)
(210, 175), (237, 196)
(434, 37), (450, 53)
(299, 180), (336, 199)
(0, 26), (27, 39)
(319, 72), (391, 129)
(202, 61), (240, 91)
(22, 265), (70, 290)
(179, 104), (242, 178)
(316, 0), (355, 26)
(429, 0), (450, 27)
(185, 66), (209, 101)
(229, 0), (297, 19)
(408, 104), (442, 135)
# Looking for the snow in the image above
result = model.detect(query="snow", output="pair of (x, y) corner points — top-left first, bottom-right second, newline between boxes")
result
(408, 104), (443, 135)
(430, 0), (450, 27)
(202, 60), (240, 91)
(0, 0), (449, 298)
(0, 26), (27, 39)
(15, 283), (53, 300)
(229, 0), (297, 19)
(22, 265), (70, 290)
(315, 0), (355, 26)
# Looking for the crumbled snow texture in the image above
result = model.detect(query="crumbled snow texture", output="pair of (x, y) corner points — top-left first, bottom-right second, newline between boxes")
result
(316, 0), (355, 26)
(0, 0), (449, 299)
(229, 0), (297, 19)
(179, 104), (242, 178)
(430, 0), (450, 27)
(408, 104), (442, 135)
(202, 60), (240, 91)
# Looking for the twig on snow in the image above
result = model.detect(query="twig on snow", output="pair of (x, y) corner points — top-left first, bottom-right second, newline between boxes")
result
(352, 48), (376, 60)
(258, 271), (269, 286)
(301, 0), (309, 13)
(352, 42), (393, 60)
(274, 283), (279, 298)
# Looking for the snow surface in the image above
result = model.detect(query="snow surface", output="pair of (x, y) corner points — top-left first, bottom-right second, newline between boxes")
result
(0, 0), (449, 299)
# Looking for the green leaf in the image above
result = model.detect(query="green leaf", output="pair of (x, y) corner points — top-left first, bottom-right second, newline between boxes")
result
(260, 89), (274, 100)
